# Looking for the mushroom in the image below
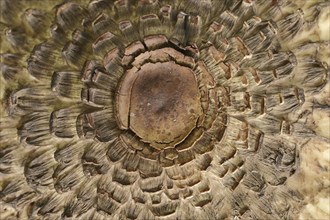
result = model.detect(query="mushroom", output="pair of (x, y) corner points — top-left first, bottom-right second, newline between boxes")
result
(0, 0), (329, 219)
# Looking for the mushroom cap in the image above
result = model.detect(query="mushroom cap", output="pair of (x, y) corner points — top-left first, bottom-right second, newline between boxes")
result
(0, 0), (329, 219)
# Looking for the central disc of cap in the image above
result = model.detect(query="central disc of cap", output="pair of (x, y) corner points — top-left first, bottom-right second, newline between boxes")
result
(117, 62), (202, 150)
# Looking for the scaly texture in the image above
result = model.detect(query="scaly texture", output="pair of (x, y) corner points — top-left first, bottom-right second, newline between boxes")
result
(0, 0), (329, 219)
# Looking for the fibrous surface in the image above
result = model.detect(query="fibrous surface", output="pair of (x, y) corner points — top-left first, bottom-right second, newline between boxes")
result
(0, 0), (329, 219)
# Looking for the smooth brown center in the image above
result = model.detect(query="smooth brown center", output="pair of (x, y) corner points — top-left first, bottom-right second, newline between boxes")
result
(117, 62), (202, 150)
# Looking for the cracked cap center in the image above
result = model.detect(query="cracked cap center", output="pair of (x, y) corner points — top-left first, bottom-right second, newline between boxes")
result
(117, 61), (202, 150)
